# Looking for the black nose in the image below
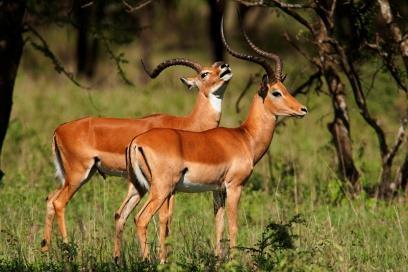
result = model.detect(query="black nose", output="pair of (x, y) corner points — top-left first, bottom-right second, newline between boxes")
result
(300, 107), (308, 113)
(221, 63), (229, 69)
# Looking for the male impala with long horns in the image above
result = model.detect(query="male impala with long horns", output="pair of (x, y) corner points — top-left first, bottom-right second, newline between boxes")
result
(41, 58), (232, 260)
(125, 19), (308, 263)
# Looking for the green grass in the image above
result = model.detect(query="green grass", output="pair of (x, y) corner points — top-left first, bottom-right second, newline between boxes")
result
(0, 34), (407, 271)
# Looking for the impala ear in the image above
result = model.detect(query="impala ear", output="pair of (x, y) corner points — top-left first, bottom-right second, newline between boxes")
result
(180, 77), (196, 90)
(258, 74), (269, 100)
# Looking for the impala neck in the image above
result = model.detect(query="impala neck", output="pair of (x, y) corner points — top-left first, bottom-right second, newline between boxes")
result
(188, 91), (222, 129)
(240, 95), (277, 165)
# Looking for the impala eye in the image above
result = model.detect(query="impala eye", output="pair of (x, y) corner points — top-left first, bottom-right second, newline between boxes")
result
(201, 72), (209, 79)
(272, 91), (282, 97)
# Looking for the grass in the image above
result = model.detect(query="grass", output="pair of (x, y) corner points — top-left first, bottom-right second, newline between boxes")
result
(0, 28), (407, 271)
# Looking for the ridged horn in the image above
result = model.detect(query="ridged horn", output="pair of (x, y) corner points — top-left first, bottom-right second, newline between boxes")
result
(220, 17), (274, 82)
(239, 16), (283, 82)
(141, 58), (202, 78)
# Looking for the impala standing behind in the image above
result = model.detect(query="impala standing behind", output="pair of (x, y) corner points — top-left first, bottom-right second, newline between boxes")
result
(41, 59), (232, 261)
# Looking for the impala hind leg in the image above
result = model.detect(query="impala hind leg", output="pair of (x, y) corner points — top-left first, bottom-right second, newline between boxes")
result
(226, 186), (242, 255)
(158, 193), (175, 264)
(114, 183), (142, 261)
(213, 190), (226, 257)
(135, 191), (169, 260)
(41, 188), (63, 251)
(53, 164), (96, 243)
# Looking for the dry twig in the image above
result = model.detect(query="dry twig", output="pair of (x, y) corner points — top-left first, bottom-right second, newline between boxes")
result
(235, 73), (261, 113)
(385, 118), (407, 166)
(122, 0), (154, 13)
(26, 24), (90, 89)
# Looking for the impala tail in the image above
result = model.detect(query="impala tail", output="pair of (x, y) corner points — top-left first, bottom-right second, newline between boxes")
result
(126, 141), (151, 195)
(52, 134), (65, 185)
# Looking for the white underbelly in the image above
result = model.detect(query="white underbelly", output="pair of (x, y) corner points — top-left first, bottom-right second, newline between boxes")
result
(175, 174), (221, 193)
(96, 161), (126, 178)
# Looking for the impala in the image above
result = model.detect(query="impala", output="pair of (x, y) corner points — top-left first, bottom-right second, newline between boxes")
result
(41, 58), (233, 258)
(125, 20), (308, 263)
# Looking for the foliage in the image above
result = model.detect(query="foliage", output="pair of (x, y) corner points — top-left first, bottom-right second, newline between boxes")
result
(237, 215), (305, 271)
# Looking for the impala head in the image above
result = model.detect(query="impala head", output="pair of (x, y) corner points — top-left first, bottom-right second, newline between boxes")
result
(258, 75), (308, 117)
(180, 61), (232, 97)
(142, 58), (232, 103)
(221, 18), (307, 118)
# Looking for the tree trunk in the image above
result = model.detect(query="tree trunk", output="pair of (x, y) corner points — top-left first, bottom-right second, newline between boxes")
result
(330, 30), (405, 199)
(74, 0), (91, 76)
(163, 0), (177, 31)
(316, 21), (361, 194)
(378, 160), (394, 198)
(88, 0), (104, 77)
(137, 5), (154, 84)
(377, 0), (408, 72)
(74, 0), (104, 78)
(0, 0), (26, 180)
(325, 69), (361, 193)
(208, 0), (225, 61)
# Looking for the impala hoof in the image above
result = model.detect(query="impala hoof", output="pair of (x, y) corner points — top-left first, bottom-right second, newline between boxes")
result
(40, 239), (49, 252)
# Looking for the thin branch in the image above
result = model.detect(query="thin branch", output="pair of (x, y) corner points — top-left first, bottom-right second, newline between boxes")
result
(122, 0), (154, 13)
(291, 71), (321, 96)
(235, 0), (314, 8)
(234, 0), (315, 35)
(100, 33), (134, 86)
(268, 0), (315, 33)
(384, 118), (407, 165)
(81, 1), (94, 8)
(284, 32), (321, 69)
(366, 62), (385, 97)
(235, 73), (261, 113)
(329, 0), (337, 20)
(234, 0), (265, 6)
(266, 0), (314, 8)
(313, 4), (334, 31)
(26, 24), (90, 89)
(366, 38), (408, 93)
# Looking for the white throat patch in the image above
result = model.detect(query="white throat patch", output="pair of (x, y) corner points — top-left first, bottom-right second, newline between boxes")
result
(209, 82), (227, 113)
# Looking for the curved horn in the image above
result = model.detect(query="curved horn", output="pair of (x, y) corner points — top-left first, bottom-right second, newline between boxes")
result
(221, 17), (274, 81)
(141, 58), (202, 79)
(239, 16), (283, 81)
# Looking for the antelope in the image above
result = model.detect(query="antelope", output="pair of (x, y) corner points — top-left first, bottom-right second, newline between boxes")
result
(41, 58), (233, 258)
(125, 20), (308, 263)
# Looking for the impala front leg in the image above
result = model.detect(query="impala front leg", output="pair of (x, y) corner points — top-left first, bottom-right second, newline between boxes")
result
(226, 185), (242, 254)
(213, 190), (226, 257)
(114, 183), (143, 262)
